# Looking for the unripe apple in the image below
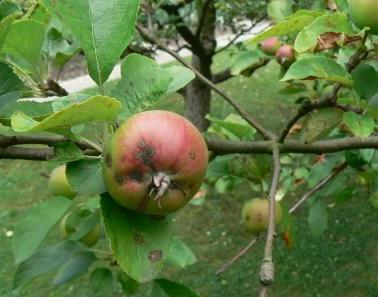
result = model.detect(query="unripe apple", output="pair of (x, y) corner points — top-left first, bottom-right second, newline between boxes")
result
(102, 110), (209, 215)
(260, 37), (281, 55)
(370, 192), (378, 209)
(48, 164), (76, 199)
(275, 44), (295, 65)
(348, 0), (378, 35)
(60, 208), (100, 247)
(241, 198), (283, 233)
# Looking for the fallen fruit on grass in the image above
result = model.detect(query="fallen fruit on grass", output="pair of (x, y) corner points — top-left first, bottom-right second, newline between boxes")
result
(48, 164), (76, 199)
(60, 207), (100, 247)
(241, 198), (283, 233)
(102, 110), (209, 215)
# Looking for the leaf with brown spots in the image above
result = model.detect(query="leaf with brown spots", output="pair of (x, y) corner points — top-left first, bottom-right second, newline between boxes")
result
(101, 194), (173, 283)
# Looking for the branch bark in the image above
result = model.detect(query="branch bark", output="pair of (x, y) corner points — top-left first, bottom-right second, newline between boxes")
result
(136, 24), (276, 140)
(259, 146), (281, 296)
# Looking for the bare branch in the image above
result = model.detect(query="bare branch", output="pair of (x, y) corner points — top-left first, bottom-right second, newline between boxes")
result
(136, 24), (276, 140)
(196, 0), (213, 37)
(206, 136), (378, 155)
(289, 162), (348, 214)
(258, 147), (281, 295)
(215, 236), (259, 275)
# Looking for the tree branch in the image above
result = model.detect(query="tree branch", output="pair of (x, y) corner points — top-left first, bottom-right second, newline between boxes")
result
(259, 146), (281, 296)
(288, 162), (348, 214)
(206, 136), (378, 154)
(215, 236), (259, 275)
(136, 24), (276, 140)
(278, 33), (369, 143)
(195, 0), (213, 37)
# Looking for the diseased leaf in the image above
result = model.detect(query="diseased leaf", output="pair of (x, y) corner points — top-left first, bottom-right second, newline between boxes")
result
(101, 194), (173, 283)
(12, 197), (71, 264)
(295, 13), (355, 53)
(343, 112), (375, 138)
(281, 56), (353, 86)
(41, 0), (140, 86)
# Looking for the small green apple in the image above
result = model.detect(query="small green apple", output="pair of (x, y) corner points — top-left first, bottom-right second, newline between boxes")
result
(48, 165), (76, 199)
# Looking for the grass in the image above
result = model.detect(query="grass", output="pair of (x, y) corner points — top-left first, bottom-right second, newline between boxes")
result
(1, 52), (378, 297)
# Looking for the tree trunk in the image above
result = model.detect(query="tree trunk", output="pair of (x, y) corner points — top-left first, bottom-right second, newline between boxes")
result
(184, 2), (216, 131)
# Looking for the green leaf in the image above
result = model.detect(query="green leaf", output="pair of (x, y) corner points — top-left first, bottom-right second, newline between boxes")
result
(351, 63), (378, 100)
(294, 13), (355, 53)
(53, 143), (84, 163)
(89, 268), (114, 297)
(0, 12), (19, 51)
(281, 56), (353, 86)
(0, 61), (25, 108)
(248, 15), (317, 44)
(41, 0), (140, 87)
(12, 197), (71, 264)
(101, 194), (174, 283)
(112, 54), (173, 120)
(206, 113), (256, 140)
(335, 187), (356, 204)
(2, 19), (46, 74)
(66, 159), (106, 195)
(308, 199), (328, 237)
(343, 112), (375, 138)
(11, 95), (121, 133)
(0, 1), (21, 20)
(153, 279), (201, 297)
(117, 270), (140, 295)
(166, 237), (197, 268)
(230, 50), (264, 76)
(267, 0), (292, 23)
(165, 66), (195, 95)
(0, 99), (53, 120)
(13, 241), (87, 289)
(303, 108), (343, 143)
(52, 251), (96, 285)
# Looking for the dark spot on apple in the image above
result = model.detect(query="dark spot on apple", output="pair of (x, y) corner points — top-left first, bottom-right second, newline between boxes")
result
(115, 174), (125, 184)
(148, 250), (163, 263)
(134, 233), (145, 245)
(189, 149), (196, 160)
(129, 170), (143, 182)
(135, 140), (155, 166)
(105, 153), (112, 167)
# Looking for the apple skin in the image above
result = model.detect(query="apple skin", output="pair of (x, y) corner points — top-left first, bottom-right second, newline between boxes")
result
(241, 198), (283, 233)
(260, 37), (281, 55)
(60, 210), (100, 247)
(348, 0), (378, 35)
(275, 44), (295, 65)
(102, 110), (209, 215)
(48, 165), (76, 199)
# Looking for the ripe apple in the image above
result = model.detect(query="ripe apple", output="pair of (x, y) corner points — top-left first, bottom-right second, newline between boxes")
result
(102, 110), (209, 215)
(241, 198), (283, 233)
(48, 164), (76, 199)
(348, 0), (378, 35)
(260, 37), (281, 55)
(60, 208), (100, 247)
(275, 44), (295, 66)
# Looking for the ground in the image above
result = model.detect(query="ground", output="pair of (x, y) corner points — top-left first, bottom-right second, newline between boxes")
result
(1, 52), (377, 297)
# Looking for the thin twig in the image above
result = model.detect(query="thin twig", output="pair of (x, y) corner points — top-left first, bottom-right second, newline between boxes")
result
(258, 146), (281, 296)
(288, 162), (348, 214)
(136, 24), (276, 140)
(215, 236), (259, 275)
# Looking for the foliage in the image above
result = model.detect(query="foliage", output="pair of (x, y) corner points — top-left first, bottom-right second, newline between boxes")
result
(0, 0), (378, 296)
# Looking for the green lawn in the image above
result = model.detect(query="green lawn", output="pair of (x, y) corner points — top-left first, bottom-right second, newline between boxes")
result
(1, 53), (377, 297)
